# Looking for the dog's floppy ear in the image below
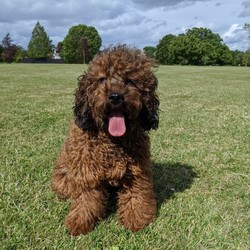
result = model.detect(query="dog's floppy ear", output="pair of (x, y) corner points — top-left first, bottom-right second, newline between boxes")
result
(73, 73), (96, 131)
(139, 74), (159, 131)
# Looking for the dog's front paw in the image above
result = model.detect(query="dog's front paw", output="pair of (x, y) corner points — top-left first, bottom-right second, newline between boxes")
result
(64, 190), (106, 235)
(119, 198), (156, 231)
(64, 210), (96, 236)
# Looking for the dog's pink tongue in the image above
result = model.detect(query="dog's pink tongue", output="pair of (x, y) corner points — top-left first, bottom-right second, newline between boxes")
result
(108, 112), (126, 137)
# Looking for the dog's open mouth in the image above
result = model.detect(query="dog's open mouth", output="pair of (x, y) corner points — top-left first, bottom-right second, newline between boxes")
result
(108, 112), (126, 137)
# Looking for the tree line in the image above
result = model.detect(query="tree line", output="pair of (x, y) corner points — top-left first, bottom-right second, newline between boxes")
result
(0, 22), (101, 64)
(1, 21), (249, 66)
(144, 27), (250, 66)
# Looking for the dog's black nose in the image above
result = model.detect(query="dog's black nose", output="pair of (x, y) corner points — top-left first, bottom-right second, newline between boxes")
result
(109, 93), (124, 105)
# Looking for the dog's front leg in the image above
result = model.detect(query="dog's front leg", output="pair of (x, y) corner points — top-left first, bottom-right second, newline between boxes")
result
(51, 142), (104, 199)
(65, 187), (107, 235)
(118, 175), (157, 231)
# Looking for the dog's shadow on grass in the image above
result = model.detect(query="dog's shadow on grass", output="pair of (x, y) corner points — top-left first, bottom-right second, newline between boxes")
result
(152, 162), (198, 207)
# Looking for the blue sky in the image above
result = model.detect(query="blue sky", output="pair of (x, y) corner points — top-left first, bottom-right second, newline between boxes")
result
(0, 0), (249, 51)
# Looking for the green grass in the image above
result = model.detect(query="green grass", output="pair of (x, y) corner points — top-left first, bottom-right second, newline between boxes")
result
(0, 64), (249, 249)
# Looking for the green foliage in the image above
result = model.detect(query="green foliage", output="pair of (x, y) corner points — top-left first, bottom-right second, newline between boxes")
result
(231, 49), (250, 66)
(156, 27), (232, 65)
(243, 49), (250, 66)
(0, 33), (27, 63)
(143, 46), (156, 58)
(1, 33), (18, 63)
(14, 47), (28, 63)
(155, 34), (176, 64)
(61, 24), (102, 63)
(231, 50), (245, 66)
(0, 45), (3, 62)
(28, 21), (53, 59)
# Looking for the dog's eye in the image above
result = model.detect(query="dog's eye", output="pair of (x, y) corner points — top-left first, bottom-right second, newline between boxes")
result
(125, 78), (134, 85)
(98, 77), (106, 84)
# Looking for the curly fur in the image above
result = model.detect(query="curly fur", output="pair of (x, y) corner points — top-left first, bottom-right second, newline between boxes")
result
(51, 45), (159, 235)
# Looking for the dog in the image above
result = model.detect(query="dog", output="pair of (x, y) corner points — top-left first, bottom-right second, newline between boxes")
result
(51, 45), (159, 235)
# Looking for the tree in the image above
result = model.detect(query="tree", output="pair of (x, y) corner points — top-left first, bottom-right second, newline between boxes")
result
(56, 42), (63, 55)
(169, 34), (197, 65)
(244, 23), (250, 66)
(14, 46), (28, 63)
(28, 21), (53, 59)
(243, 49), (250, 66)
(143, 46), (156, 58)
(0, 45), (3, 62)
(1, 33), (18, 63)
(79, 37), (89, 64)
(244, 23), (250, 47)
(183, 27), (232, 65)
(61, 24), (102, 63)
(156, 27), (232, 65)
(231, 50), (245, 66)
(155, 34), (176, 64)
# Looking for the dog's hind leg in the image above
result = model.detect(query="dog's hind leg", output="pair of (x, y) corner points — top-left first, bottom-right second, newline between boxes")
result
(51, 145), (72, 200)
(64, 187), (107, 235)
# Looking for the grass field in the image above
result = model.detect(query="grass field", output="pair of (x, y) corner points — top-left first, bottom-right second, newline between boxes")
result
(0, 64), (249, 249)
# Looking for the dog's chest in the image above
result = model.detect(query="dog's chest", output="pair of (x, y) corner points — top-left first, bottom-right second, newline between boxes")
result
(84, 135), (134, 181)
(71, 125), (149, 184)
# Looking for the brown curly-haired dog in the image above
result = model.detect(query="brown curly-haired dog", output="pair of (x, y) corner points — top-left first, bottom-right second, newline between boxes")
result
(51, 45), (159, 235)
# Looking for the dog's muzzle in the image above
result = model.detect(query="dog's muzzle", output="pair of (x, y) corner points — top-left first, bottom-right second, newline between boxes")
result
(108, 93), (124, 106)
(107, 93), (126, 137)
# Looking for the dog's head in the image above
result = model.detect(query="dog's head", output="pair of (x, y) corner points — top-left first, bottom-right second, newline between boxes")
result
(74, 45), (159, 137)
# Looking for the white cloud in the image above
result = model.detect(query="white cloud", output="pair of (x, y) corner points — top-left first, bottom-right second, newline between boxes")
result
(222, 24), (248, 51)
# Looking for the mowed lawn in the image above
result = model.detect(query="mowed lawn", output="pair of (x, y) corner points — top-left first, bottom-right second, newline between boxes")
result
(0, 64), (249, 249)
